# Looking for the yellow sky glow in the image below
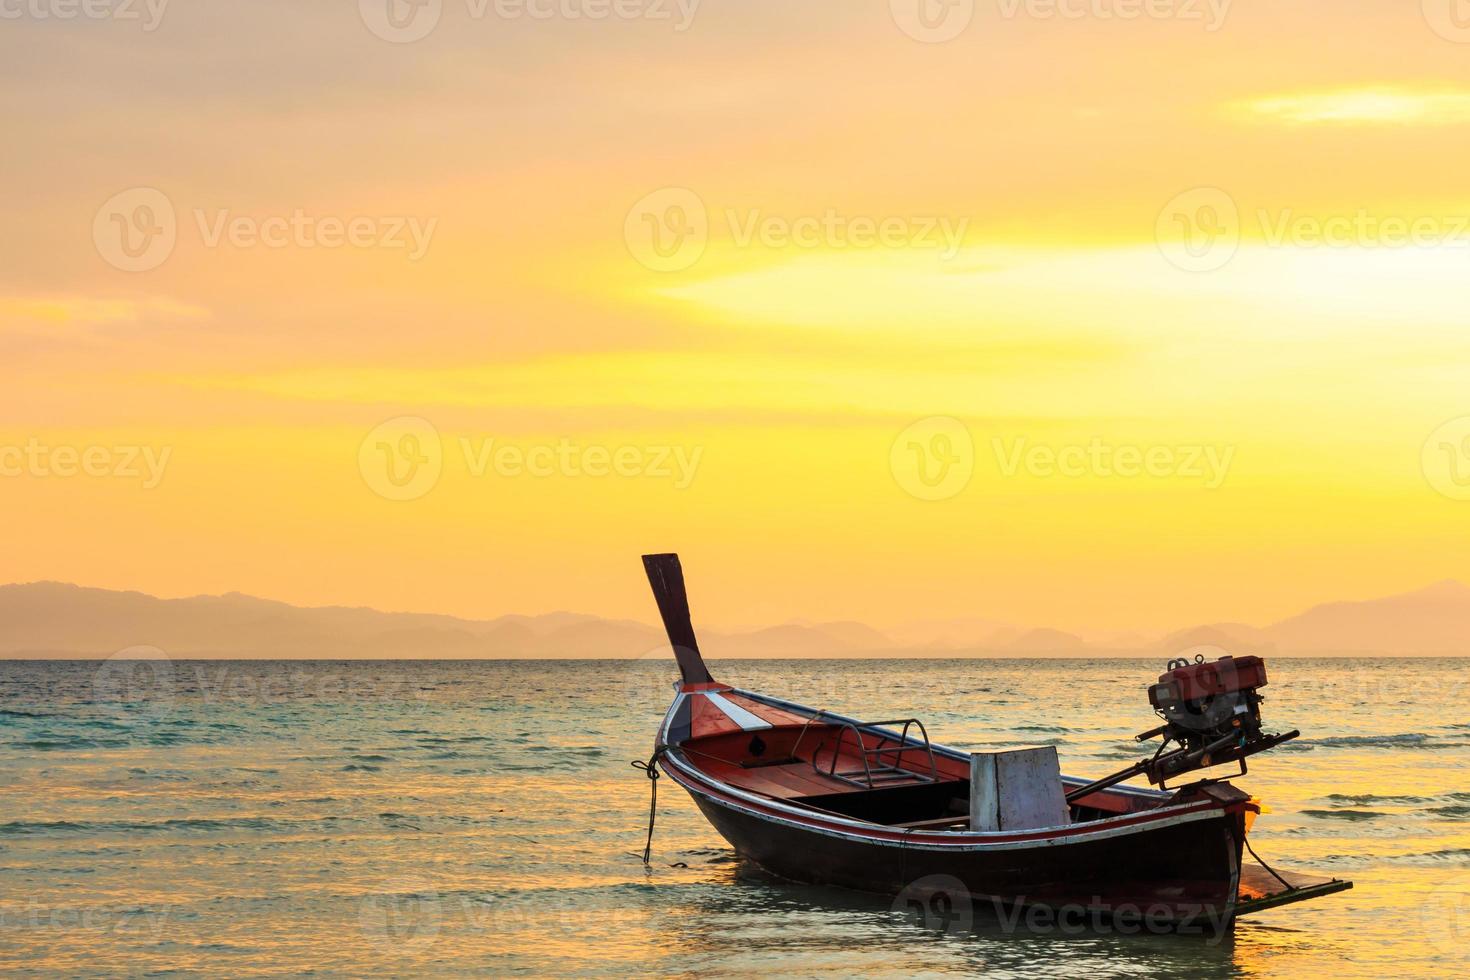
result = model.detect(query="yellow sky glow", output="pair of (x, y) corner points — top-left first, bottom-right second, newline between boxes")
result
(1236, 86), (1470, 125)
(3, 4), (1470, 639)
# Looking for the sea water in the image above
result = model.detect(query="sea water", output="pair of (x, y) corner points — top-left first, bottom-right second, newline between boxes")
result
(1, 657), (1467, 977)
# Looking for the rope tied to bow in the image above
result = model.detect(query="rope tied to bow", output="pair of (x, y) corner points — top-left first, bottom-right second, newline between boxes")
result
(631, 746), (667, 866)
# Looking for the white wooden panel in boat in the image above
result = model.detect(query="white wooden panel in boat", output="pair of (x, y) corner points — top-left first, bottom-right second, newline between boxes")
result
(970, 746), (1069, 831)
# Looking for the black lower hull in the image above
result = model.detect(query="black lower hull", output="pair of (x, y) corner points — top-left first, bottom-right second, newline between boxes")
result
(689, 791), (1244, 932)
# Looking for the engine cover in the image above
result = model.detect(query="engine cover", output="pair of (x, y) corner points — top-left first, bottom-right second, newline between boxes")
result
(1149, 654), (1268, 706)
(1148, 654), (1269, 746)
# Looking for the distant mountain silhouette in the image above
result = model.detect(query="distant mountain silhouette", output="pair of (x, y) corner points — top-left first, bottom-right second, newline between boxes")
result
(1156, 623), (1276, 657)
(1260, 580), (1470, 655)
(0, 578), (1466, 657)
(0, 583), (885, 658)
(999, 628), (1088, 654)
(885, 616), (1022, 650)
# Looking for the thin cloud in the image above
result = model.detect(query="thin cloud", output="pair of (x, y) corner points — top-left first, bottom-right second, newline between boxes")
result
(1233, 86), (1470, 125)
(0, 296), (209, 331)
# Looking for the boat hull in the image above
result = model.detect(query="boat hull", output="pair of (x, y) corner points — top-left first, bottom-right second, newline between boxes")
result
(684, 781), (1244, 931)
(635, 554), (1347, 932)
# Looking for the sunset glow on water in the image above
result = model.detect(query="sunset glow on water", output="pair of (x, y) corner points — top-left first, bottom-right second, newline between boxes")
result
(2, 658), (1467, 977)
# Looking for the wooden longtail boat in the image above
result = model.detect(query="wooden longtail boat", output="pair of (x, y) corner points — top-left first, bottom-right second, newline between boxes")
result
(640, 553), (1352, 930)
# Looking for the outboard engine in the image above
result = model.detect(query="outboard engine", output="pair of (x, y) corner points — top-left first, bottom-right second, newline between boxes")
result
(1065, 653), (1298, 803)
(1148, 654), (1269, 750)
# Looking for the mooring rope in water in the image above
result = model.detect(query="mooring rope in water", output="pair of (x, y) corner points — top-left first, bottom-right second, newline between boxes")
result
(631, 747), (667, 866)
(1244, 835), (1295, 892)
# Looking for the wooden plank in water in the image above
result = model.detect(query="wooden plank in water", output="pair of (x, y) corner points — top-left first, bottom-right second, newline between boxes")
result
(1235, 861), (1353, 916)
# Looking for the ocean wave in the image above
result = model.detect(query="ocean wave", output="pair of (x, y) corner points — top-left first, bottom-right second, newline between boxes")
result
(1392, 847), (1470, 864)
(1428, 804), (1470, 819)
(1273, 742), (1316, 752)
(1300, 809), (1388, 821)
(13, 737), (129, 750)
(0, 708), (54, 719)
(0, 820), (89, 835)
(1315, 847), (1470, 868)
(1305, 733), (1431, 748)
(0, 816), (343, 836)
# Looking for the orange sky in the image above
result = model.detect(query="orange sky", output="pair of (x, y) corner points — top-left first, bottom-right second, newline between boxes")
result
(3, 1), (1470, 634)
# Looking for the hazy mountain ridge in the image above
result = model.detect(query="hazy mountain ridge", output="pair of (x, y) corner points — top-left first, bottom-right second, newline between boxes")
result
(0, 582), (888, 659)
(0, 579), (1466, 658)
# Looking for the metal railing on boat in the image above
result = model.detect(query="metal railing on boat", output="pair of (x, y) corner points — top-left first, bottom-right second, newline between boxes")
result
(800, 717), (940, 790)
